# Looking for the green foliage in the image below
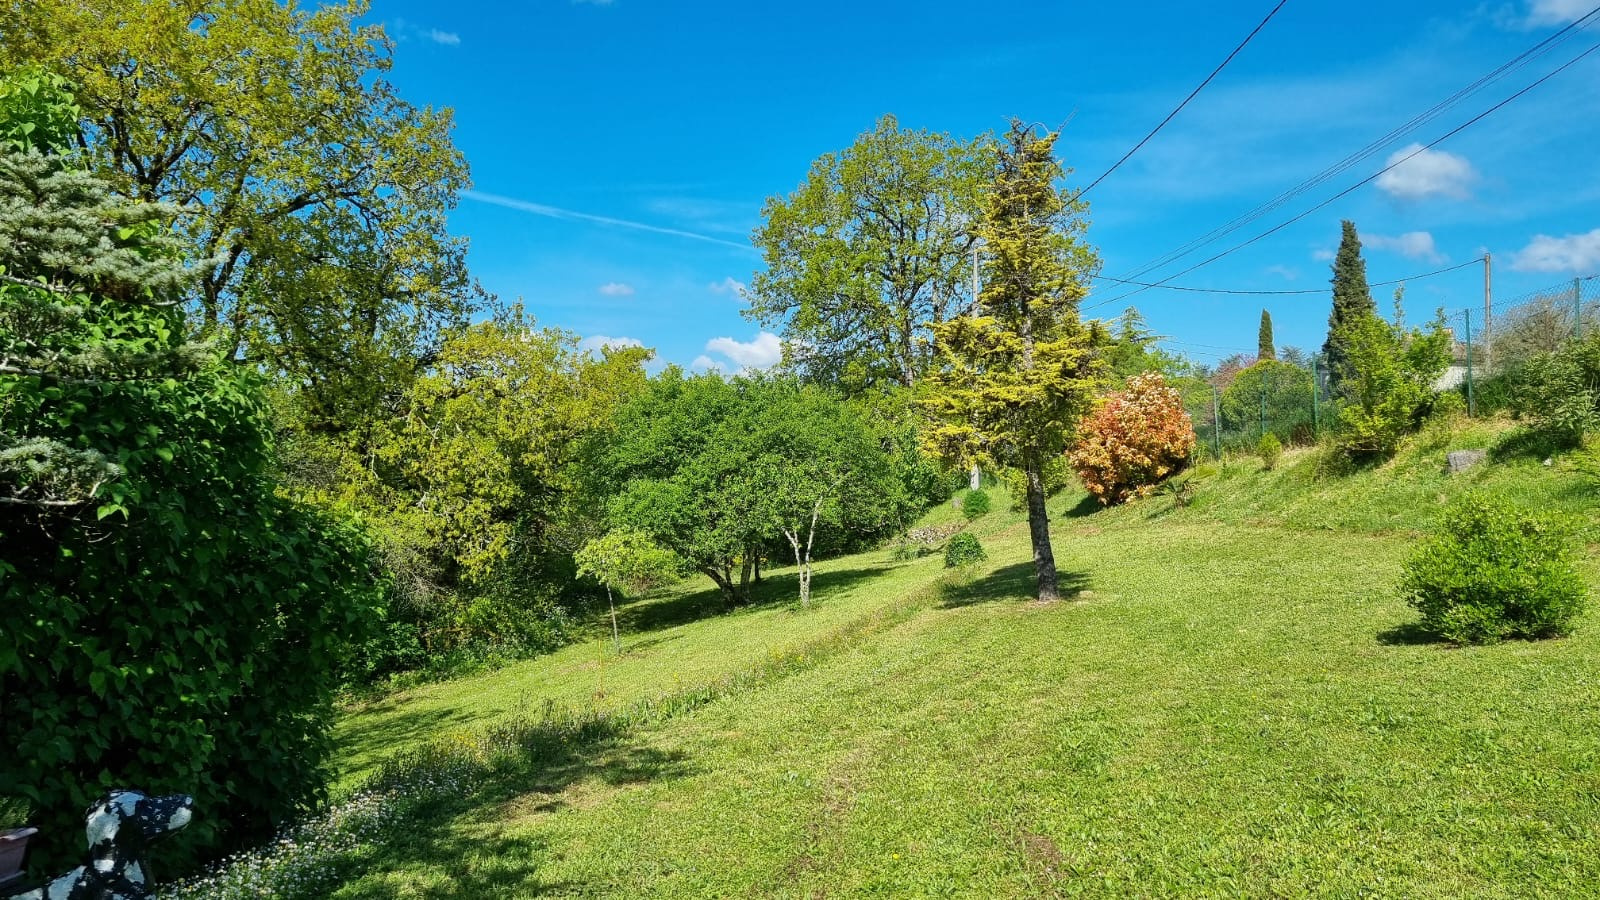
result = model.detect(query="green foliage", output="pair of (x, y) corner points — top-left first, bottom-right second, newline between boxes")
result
(1256, 432), (1283, 470)
(1323, 220), (1377, 394)
(1333, 308), (1452, 460)
(3, 0), (474, 436)
(959, 488), (991, 520)
(575, 529), (683, 599)
(1508, 333), (1600, 447)
(1258, 309), (1275, 361)
(600, 372), (901, 605)
(0, 66), (79, 152)
(1219, 360), (1313, 442)
(745, 114), (993, 392)
(0, 72), (382, 870)
(284, 309), (650, 675)
(1400, 494), (1586, 643)
(1103, 307), (1194, 383)
(943, 532), (988, 569)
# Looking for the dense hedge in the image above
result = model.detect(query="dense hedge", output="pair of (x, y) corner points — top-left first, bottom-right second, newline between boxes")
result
(1, 363), (383, 873)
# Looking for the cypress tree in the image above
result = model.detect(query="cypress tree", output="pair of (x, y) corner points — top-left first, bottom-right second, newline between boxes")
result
(1323, 220), (1375, 394)
(1258, 309), (1276, 360)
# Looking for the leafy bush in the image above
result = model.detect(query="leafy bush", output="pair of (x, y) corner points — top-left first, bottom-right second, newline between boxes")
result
(1332, 310), (1452, 461)
(1257, 433), (1283, 470)
(1400, 494), (1586, 643)
(1509, 335), (1600, 447)
(1068, 372), (1197, 505)
(1219, 359), (1314, 440)
(944, 532), (988, 569)
(960, 488), (991, 520)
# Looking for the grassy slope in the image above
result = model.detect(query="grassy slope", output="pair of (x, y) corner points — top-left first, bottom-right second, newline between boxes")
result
(329, 424), (1600, 897)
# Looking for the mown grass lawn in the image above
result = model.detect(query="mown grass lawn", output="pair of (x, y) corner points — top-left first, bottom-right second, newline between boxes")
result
(324, 442), (1600, 897)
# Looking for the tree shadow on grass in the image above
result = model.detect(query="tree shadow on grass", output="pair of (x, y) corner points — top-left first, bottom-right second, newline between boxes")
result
(1376, 622), (1447, 646)
(939, 562), (1091, 608)
(335, 705), (485, 781)
(333, 721), (696, 898)
(615, 564), (892, 634)
(1062, 494), (1102, 519)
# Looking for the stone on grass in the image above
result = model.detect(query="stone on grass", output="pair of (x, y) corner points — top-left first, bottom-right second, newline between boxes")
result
(1446, 450), (1487, 474)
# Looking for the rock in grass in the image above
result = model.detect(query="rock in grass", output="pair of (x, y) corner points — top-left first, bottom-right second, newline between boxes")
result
(1447, 450), (1487, 473)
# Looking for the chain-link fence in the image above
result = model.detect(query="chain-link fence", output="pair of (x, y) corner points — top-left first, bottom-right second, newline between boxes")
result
(1452, 274), (1600, 415)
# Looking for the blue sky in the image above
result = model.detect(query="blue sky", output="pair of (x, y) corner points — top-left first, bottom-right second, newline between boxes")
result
(373, 0), (1600, 372)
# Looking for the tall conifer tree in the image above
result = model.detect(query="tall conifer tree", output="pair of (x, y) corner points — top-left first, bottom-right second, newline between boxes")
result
(920, 121), (1102, 602)
(1323, 220), (1375, 393)
(1258, 309), (1276, 361)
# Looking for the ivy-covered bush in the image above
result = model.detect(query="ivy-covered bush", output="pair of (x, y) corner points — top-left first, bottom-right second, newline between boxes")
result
(960, 488), (991, 520)
(1068, 372), (1197, 505)
(0, 72), (381, 872)
(1400, 494), (1586, 644)
(944, 532), (988, 569)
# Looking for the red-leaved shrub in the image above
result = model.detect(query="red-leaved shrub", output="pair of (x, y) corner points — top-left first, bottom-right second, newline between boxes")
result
(1068, 372), (1197, 505)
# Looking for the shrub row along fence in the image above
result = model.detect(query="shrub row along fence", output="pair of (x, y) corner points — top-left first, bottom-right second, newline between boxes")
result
(1451, 273), (1600, 417)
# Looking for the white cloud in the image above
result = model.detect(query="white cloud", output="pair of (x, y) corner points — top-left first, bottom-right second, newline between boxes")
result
(703, 331), (783, 372)
(579, 334), (644, 353)
(388, 19), (461, 46)
(1375, 144), (1477, 200)
(1510, 228), (1600, 272)
(1265, 265), (1300, 281)
(1312, 249), (1335, 262)
(690, 355), (727, 374)
(1365, 231), (1446, 264)
(1521, 0), (1592, 27)
(598, 282), (635, 297)
(708, 276), (748, 298)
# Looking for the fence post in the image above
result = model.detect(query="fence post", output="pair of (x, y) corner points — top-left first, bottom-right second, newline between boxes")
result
(1311, 362), (1320, 438)
(1212, 385), (1222, 460)
(1463, 308), (1476, 418)
(1576, 277), (1584, 340)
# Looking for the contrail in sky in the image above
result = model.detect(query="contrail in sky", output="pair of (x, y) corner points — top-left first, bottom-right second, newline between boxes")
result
(462, 189), (757, 253)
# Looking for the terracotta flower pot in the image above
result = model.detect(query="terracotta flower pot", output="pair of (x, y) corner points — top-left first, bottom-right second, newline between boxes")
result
(0, 828), (37, 888)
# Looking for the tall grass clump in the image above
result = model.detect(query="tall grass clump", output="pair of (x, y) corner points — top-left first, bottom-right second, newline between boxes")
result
(1400, 493), (1586, 644)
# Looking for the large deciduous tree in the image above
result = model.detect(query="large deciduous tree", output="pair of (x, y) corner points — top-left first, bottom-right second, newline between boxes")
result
(1, 0), (473, 429)
(745, 114), (993, 393)
(1323, 220), (1376, 395)
(920, 121), (1104, 602)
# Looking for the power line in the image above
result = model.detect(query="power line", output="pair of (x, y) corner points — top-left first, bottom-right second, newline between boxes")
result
(1091, 257), (1482, 296)
(1069, 0), (1291, 202)
(1111, 8), (1598, 283)
(1084, 35), (1600, 314)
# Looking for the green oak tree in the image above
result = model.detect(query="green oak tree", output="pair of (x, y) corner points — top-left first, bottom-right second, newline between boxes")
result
(920, 121), (1105, 602)
(1, 0), (473, 432)
(745, 114), (993, 393)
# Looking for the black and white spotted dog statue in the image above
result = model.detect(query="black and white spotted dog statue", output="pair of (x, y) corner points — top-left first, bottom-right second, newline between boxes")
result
(6, 790), (193, 900)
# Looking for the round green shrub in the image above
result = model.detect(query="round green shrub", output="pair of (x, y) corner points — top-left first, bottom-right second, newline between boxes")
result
(944, 532), (988, 569)
(1401, 494), (1587, 643)
(1256, 432), (1283, 470)
(960, 488), (991, 520)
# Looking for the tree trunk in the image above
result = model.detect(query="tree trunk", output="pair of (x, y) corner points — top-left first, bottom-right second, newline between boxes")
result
(754, 555), (762, 583)
(784, 529), (813, 607)
(1024, 452), (1060, 602)
(703, 567), (737, 606)
(738, 553), (754, 603)
(606, 586), (620, 653)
